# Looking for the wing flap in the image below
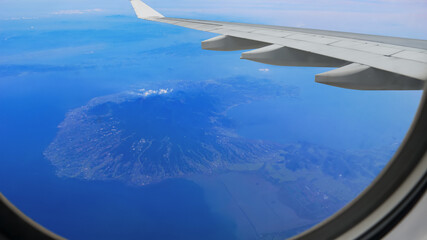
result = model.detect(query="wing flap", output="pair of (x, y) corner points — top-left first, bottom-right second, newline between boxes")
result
(392, 50), (427, 63)
(252, 29), (295, 38)
(287, 34), (339, 45)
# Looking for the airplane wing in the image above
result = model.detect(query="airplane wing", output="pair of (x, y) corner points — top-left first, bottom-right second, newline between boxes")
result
(130, 0), (427, 90)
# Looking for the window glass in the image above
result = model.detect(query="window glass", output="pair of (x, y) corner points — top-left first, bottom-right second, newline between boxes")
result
(0, 1), (425, 239)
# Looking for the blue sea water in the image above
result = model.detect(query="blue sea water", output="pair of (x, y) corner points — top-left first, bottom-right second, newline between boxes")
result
(0, 14), (422, 239)
(226, 80), (421, 150)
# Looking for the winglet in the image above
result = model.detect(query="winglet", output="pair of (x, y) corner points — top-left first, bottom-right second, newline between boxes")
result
(130, 0), (164, 19)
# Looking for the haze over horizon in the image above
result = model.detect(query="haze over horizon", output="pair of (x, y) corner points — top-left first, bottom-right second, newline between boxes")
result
(1, 0), (426, 38)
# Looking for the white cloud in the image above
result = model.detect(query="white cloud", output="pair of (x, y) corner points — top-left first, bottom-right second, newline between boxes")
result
(136, 88), (174, 97)
(52, 9), (103, 15)
(84, 88), (175, 109)
(6, 17), (39, 20)
(158, 89), (171, 94)
(259, 68), (270, 72)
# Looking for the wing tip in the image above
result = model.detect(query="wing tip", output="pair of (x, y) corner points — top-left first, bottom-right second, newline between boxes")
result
(130, 0), (164, 19)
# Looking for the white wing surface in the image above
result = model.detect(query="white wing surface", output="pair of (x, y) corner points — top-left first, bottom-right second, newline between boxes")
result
(130, 0), (427, 90)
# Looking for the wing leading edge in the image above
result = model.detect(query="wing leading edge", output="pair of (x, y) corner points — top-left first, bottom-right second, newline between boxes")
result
(130, 0), (427, 90)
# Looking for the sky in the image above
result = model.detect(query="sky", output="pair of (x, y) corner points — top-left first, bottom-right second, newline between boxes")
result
(1, 0), (426, 38)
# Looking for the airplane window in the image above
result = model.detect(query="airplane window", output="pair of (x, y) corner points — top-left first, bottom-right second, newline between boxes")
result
(0, 0), (425, 239)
